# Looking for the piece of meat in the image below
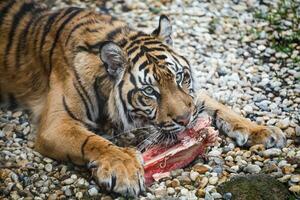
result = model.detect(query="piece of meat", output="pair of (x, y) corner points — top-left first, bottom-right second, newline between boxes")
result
(142, 118), (218, 185)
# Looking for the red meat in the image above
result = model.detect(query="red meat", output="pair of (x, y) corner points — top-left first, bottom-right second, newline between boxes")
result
(142, 118), (218, 185)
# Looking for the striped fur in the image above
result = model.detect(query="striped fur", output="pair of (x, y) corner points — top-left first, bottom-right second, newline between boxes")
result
(0, 0), (286, 196)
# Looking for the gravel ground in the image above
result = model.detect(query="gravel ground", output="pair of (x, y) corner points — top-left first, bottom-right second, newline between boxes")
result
(1, 0), (300, 199)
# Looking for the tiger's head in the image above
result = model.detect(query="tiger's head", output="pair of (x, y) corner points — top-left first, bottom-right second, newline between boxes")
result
(101, 15), (200, 143)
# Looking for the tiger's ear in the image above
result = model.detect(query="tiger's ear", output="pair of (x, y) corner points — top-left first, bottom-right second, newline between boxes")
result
(152, 15), (172, 45)
(100, 41), (126, 80)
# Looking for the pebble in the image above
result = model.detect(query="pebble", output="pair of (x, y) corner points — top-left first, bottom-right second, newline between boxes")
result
(209, 176), (219, 185)
(199, 177), (209, 188)
(192, 164), (210, 174)
(88, 187), (98, 197)
(211, 192), (223, 199)
(290, 175), (300, 183)
(44, 163), (53, 172)
(244, 164), (261, 173)
(190, 171), (199, 181)
(208, 149), (222, 157)
(289, 185), (300, 193)
(167, 187), (175, 195)
(276, 118), (290, 129)
(262, 148), (282, 157)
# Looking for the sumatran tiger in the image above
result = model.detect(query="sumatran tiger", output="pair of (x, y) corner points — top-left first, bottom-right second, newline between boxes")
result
(0, 0), (286, 196)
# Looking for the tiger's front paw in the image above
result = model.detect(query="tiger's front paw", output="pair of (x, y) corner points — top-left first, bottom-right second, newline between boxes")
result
(88, 146), (145, 196)
(227, 124), (286, 148)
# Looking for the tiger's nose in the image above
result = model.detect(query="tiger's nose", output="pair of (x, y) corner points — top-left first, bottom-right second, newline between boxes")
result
(173, 112), (191, 127)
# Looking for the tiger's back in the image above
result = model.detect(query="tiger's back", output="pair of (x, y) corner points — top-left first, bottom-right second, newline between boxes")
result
(0, 0), (125, 118)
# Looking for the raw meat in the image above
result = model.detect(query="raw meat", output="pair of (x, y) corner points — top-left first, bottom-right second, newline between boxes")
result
(142, 118), (218, 185)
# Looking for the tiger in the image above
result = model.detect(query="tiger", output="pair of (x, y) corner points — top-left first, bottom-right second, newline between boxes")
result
(0, 0), (286, 196)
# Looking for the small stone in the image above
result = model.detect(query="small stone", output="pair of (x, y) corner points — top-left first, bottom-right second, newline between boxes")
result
(192, 164), (210, 174)
(44, 163), (53, 172)
(257, 45), (266, 51)
(196, 188), (205, 197)
(63, 178), (75, 185)
(223, 192), (233, 200)
(199, 177), (209, 188)
(289, 185), (300, 193)
(282, 166), (295, 174)
(277, 175), (291, 183)
(75, 192), (83, 199)
(290, 175), (300, 183)
(88, 187), (98, 197)
(180, 188), (189, 196)
(171, 179), (180, 188)
(154, 186), (167, 197)
(209, 176), (218, 185)
(276, 118), (290, 129)
(208, 149), (222, 157)
(211, 192), (222, 199)
(64, 187), (72, 197)
(244, 164), (261, 174)
(190, 171), (199, 181)
(243, 105), (253, 113)
(230, 165), (240, 173)
(167, 187), (175, 195)
(262, 148), (282, 157)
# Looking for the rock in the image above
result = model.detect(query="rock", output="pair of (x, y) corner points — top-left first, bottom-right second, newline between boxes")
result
(170, 179), (180, 188)
(44, 163), (53, 172)
(244, 164), (261, 174)
(154, 186), (167, 197)
(167, 187), (175, 195)
(211, 192), (222, 199)
(180, 188), (189, 196)
(208, 149), (222, 157)
(190, 171), (199, 181)
(196, 188), (205, 197)
(289, 185), (300, 193)
(277, 175), (291, 183)
(262, 148), (282, 157)
(243, 105), (253, 113)
(217, 174), (291, 200)
(295, 126), (300, 136)
(88, 187), (98, 197)
(209, 176), (219, 185)
(290, 175), (300, 183)
(276, 118), (290, 129)
(63, 178), (75, 185)
(282, 166), (295, 174)
(192, 164), (210, 174)
(199, 177), (209, 188)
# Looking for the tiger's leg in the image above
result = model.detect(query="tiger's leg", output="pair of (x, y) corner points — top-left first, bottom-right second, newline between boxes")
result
(195, 90), (286, 148)
(35, 107), (145, 196)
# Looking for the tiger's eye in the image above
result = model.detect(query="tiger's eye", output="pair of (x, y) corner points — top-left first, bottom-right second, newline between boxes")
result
(144, 86), (154, 95)
(176, 73), (183, 83)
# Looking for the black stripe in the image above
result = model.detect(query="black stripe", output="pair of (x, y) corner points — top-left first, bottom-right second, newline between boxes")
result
(212, 109), (219, 128)
(129, 72), (137, 86)
(94, 76), (107, 123)
(8, 93), (18, 109)
(0, 0), (16, 27)
(131, 49), (145, 64)
(81, 135), (96, 160)
(155, 55), (167, 60)
(16, 13), (37, 68)
(65, 19), (96, 46)
(63, 96), (80, 121)
(4, 2), (35, 69)
(38, 11), (61, 67)
(129, 31), (148, 41)
(118, 81), (131, 124)
(127, 45), (139, 55)
(106, 26), (123, 41)
(48, 8), (82, 72)
(143, 40), (162, 45)
(118, 38), (128, 48)
(139, 60), (148, 71)
(74, 82), (93, 121)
